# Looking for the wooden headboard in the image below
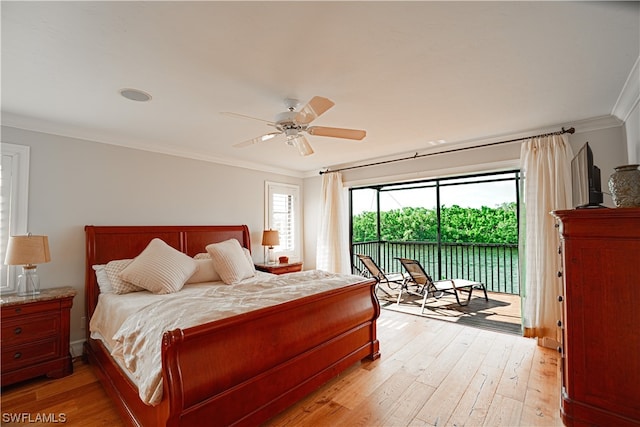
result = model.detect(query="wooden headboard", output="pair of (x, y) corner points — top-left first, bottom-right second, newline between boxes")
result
(84, 225), (251, 336)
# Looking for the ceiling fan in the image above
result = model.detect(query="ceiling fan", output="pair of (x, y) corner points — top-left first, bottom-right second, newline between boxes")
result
(223, 96), (366, 156)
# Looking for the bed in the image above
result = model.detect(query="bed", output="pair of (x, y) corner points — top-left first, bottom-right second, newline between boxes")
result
(83, 224), (380, 427)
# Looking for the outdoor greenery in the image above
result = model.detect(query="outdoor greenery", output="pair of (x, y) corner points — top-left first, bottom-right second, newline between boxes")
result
(352, 203), (518, 244)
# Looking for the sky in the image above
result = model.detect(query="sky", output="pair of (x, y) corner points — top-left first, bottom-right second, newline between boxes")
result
(352, 179), (517, 214)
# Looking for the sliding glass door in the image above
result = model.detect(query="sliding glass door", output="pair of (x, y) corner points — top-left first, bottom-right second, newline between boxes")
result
(350, 170), (520, 294)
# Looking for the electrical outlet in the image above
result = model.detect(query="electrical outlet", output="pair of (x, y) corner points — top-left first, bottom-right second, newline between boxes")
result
(80, 316), (86, 329)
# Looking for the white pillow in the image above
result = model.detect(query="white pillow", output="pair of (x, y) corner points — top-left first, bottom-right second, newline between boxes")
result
(92, 264), (114, 294)
(104, 259), (143, 294)
(119, 238), (197, 294)
(186, 258), (221, 283)
(243, 248), (256, 273)
(194, 249), (254, 268)
(206, 239), (255, 284)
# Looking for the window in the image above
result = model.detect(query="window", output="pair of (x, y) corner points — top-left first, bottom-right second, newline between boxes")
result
(1, 143), (30, 294)
(265, 182), (301, 261)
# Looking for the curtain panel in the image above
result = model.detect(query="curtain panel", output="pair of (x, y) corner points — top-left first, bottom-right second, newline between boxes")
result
(520, 134), (573, 342)
(316, 172), (351, 274)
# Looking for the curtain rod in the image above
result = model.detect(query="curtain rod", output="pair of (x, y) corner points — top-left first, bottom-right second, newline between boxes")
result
(319, 126), (575, 175)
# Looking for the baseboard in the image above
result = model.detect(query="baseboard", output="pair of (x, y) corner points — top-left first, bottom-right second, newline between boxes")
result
(539, 336), (560, 349)
(70, 339), (85, 359)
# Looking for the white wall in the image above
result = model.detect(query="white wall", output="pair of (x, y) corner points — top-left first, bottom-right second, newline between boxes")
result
(569, 125), (628, 207)
(1, 125), (303, 350)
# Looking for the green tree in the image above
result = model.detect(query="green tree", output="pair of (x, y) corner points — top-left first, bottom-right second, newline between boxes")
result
(352, 203), (517, 244)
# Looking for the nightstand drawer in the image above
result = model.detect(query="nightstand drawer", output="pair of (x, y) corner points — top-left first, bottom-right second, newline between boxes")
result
(1, 300), (61, 320)
(2, 312), (60, 346)
(277, 264), (303, 274)
(2, 337), (60, 370)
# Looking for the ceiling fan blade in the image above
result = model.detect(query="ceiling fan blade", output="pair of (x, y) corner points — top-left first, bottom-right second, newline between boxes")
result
(295, 96), (335, 124)
(233, 132), (281, 148)
(221, 111), (276, 125)
(307, 126), (366, 140)
(288, 134), (314, 156)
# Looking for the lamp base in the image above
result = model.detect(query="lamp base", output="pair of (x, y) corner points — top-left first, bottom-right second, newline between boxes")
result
(266, 247), (276, 265)
(17, 266), (40, 296)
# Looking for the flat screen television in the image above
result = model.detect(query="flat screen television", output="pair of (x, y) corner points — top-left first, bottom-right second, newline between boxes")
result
(571, 142), (603, 208)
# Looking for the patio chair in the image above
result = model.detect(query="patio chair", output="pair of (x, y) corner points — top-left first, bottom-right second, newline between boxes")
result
(396, 257), (488, 311)
(356, 254), (406, 297)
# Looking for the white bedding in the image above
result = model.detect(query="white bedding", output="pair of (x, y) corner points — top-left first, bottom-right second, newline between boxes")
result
(89, 270), (369, 406)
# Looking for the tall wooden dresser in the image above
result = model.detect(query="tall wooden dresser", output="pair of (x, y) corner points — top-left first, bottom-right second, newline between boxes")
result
(552, 208), (640, 427)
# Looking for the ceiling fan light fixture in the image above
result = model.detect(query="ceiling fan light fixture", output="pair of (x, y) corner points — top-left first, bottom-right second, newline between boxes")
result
(289, 135), (314, 156)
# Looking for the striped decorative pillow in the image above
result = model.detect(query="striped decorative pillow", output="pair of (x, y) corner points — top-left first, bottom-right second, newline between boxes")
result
(206, 239), (255, 284)
(119, 238), (197, 294)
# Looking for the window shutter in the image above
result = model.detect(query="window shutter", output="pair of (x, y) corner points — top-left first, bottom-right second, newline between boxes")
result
(0, 143), (30, 293)
(265, 182), (301, 260)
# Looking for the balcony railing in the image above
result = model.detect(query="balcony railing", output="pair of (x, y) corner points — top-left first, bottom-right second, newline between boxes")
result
(352, 240), (520, 295)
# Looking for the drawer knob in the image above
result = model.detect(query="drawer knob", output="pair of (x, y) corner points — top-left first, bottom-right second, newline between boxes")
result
(557, 347), (562, 354)
(557, 271), (563, 278)
(558, 295), (563, 302)
(557, 320), (562, 327)
(14, 327), (22, 335)
(13, 352), (22, 359)
(14, 307), (21, 314)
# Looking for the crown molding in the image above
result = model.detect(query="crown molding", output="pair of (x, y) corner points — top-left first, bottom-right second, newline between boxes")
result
(612, 55), (640, 122)
(0, 113), (305, 178)
(319, 115), (623, 176)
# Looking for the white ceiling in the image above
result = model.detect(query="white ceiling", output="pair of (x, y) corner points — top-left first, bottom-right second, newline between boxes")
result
(2, 1), (638, 176)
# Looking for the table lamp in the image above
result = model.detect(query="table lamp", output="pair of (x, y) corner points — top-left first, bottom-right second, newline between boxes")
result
(261, 229), (279, 264)
(4, 234), (51, 296)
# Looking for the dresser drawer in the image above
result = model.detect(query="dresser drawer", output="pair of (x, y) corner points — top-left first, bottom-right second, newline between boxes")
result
(1, 312), (60, 346)
(1, 337), (60, 370)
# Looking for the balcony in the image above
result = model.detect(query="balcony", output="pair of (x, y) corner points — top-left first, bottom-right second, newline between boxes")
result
(352, 240), (520, 295)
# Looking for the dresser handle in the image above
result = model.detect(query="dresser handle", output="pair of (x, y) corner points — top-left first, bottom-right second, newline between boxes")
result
(557, 320), (562, 327)
(13, 352), (22, 359)
(14, 327), (22, 335)
(558, 295), (563, 302)
(557, 347), (562, 354)
(557, 271), (563, 278)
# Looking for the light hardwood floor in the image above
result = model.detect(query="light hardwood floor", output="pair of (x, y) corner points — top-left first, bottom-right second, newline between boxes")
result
(1, 309), (561, 426)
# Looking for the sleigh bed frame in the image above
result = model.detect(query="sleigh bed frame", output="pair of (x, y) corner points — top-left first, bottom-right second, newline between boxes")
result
(83, 224), (380, 426)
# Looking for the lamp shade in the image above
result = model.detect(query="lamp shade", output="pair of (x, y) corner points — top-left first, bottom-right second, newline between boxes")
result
(4, 235), (51, 266)
(261, 229), (280, 247)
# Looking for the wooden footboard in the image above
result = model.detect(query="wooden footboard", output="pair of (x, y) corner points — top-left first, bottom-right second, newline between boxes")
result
(84, 225), (380, 426)
(163, 278), (379, 426)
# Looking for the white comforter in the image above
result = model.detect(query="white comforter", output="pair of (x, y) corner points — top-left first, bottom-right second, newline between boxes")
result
(90, 270), (368, 406)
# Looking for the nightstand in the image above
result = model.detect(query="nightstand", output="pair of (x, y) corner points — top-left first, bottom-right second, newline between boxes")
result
(1, 286), (76, 386)
(255, 261), (303, 275)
